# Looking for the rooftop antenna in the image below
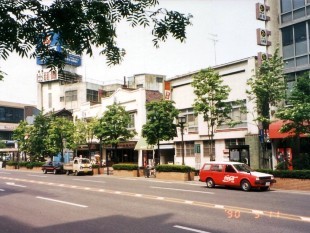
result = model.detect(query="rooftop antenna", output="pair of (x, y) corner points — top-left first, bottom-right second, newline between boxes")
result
(207, 33), (218, 65)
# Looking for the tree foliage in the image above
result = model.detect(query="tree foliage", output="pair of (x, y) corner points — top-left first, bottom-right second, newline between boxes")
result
(191, 68), (231, 160)
(27, 112), (51, 161)
(94, 103), (136, 162)
(74, 117), (99, 157)
(0, 0), (192, 68)
(247, 48), (286, 129)
(276, 74), (310, 137)
(47, 117), (75, 161)
(142, 100), (179, 164)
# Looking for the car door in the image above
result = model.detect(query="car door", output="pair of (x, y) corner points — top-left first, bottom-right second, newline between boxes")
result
(223, 164), (240, 187)
(210, 164), (224, 185)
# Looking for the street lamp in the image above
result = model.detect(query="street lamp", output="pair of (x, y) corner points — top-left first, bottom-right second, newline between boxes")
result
(178, 116), (186, 165)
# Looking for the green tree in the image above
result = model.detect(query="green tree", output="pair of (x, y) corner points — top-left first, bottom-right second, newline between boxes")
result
(142, 100), (179, 164)
(12, 121), (30, 161)
(27, 112), (51, 161)
(0, 0), (192, 69)
(276, 74), (310, 157)
(47, 117), (75, 162)
(246, 48), (286, 167)
(94, 104), (136, 167)
(191, 68), (231, 161)
(74, 118), (99, 159)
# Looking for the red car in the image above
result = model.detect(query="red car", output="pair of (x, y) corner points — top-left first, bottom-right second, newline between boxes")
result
(199, 162), (276, 191)
(41, 161), (64, 174)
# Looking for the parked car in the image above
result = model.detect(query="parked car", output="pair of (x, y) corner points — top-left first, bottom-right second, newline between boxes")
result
(41, 161), (64, 174)
(199, 161), (276, 191)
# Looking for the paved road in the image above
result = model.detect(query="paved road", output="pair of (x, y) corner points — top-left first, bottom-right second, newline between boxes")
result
(0, 169), (309, 233)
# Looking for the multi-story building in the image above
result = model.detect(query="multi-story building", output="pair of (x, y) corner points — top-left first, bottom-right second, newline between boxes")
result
(73, 88), (165, 166)
(170, 57), (267, 169)
(0, 101), (38, 160)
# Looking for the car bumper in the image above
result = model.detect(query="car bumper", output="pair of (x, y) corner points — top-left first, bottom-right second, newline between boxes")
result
(255, 179), (276, 185)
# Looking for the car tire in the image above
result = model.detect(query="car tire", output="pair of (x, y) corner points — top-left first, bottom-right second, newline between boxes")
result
(43, 169), (47, 174)
(74, 170), (78, 176)
(66, 170), (70, 175)
(206, 178), (215, 188)
(53, 169), (57, 175)
(241, 180), (251, 191)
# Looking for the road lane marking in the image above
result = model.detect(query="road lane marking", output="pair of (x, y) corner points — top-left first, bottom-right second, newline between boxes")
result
(73, 179), (106, 183)
(36, 196), (88, 208)
(0, 189), (5, 191)
(151, 186), (213, 194)
(174, 225), (211, 233)
(0, 176), (309, 222)
(300, 217), (310, 222)
(5, 182), (26, 188)
(27, 174), (47, 178)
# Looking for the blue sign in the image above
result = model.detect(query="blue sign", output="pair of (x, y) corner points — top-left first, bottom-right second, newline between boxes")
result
(36, 33), (82, 67)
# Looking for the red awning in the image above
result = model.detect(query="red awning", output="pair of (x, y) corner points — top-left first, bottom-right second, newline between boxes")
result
(269, 120), (307, 139)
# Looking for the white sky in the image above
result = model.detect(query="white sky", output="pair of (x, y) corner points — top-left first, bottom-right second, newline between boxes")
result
(0, 0), (265, 105)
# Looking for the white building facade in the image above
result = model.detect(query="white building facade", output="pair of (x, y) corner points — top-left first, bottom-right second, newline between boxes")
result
(170, 57), (269, 169)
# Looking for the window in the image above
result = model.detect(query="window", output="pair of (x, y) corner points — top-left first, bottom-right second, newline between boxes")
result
(225, 165), (236, 173)
(60, 96), (64, 102)
(185, 141), (195, 157)
(87, 89), (99, 103)
(211, 164), (223, 172)
(225, 139), (245, 149)
(48, 93), (52, 108)
(0, 107), (24, 123)
(128, 113), (135, 129)
(65, 90), (77, 102)
(203, 141), (215, 159)
(137, 84), (143, 88)
(293, 0), (305, 9)
(175, 141), (195, 157)
(294, 22), (307, 56)
(156, 77), (163, 83)
(282, 26), (294, 58)
(179, 108), (198, 133)
(281, 0), (292, 13)
(48, 83), (52, 90)
(203, 164), (211, 171)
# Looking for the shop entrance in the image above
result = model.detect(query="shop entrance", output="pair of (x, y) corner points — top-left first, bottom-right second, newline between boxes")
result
(229, 145), (250, 166)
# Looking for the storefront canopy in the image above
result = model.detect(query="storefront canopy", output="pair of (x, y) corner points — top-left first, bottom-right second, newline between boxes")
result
(269, 120), (307, 139)
(134, 137), (154, 151)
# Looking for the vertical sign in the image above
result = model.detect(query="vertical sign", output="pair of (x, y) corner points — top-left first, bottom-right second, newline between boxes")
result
(164, 81), (171, 100)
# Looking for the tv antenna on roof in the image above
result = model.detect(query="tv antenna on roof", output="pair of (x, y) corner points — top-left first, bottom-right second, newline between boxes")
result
(207, 33), (218, 65)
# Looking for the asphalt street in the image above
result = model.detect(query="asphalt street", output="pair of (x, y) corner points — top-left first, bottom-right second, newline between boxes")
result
(0, 169), (309, 233)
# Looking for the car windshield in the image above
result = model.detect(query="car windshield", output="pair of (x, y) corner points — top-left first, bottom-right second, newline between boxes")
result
(233, 164), (253, 172)
(81, 159), (89, 164)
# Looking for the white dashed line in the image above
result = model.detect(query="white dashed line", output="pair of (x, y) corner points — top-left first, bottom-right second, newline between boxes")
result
(36, 196), (88, 208)
(174, 225), (211, 233)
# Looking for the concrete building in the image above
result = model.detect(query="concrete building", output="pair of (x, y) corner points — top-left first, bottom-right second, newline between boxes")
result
(0, 100), (38, 161)
(170, 57), (269, 169)
(73, 88), (165, 166)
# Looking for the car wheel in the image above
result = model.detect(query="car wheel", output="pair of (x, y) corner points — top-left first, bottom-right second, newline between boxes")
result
(53, 169), (57, 175)
(66, 170), (70, 175)
(74, 170), (78, 176)
(241, 180), (251, 191)
(43, 169), (47, 174)
(260, 186), (270, 191)
(206, 178), (215, 188)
